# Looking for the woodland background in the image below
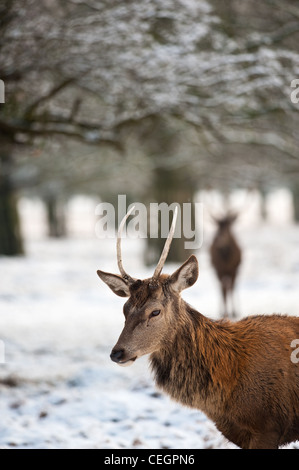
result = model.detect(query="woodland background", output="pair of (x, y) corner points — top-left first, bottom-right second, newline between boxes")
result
(0, 0), (299, 450)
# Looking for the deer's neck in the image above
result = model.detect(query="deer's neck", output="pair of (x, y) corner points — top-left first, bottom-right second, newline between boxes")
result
(149, 302), (241, 415)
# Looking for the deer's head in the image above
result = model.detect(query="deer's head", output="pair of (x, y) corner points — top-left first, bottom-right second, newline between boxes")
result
(213, 212), (238, 230)
(97, 207), (198, 366)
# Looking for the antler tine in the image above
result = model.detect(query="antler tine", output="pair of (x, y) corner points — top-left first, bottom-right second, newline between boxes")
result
(152, 206), (178, 281)
(203, 191), (224, 223)
(117, 205), (135, 284)
(229, 188), (254, 216)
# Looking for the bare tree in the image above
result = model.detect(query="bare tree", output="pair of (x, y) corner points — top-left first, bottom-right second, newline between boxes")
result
(1, 0), (299, 254)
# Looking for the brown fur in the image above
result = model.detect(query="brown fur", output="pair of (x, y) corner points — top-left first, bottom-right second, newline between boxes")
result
(98, 255), (299, 449)
(150, 299), (299, 449)
(210, 215), (241, 318)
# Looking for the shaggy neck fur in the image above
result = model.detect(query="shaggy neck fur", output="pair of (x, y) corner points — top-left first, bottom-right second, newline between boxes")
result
(149, 301), (245, 418)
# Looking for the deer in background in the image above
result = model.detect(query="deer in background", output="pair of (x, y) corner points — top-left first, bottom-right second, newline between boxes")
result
(97, 207), (299, 449)
(210, 212), (241, 318)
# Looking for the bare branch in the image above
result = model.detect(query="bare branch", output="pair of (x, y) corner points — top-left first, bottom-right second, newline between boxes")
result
(0, 118), (122, 149)
(264, 0), (299, 21)
(246, 22), (299, 50)
(24, 78), (76, 119)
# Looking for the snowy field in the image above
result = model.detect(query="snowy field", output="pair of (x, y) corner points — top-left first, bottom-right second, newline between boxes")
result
(0, 193), (299, 449)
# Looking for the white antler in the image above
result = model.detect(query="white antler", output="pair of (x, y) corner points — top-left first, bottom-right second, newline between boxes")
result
(117, 206), (136, 284)
(152, 206), (178, 280)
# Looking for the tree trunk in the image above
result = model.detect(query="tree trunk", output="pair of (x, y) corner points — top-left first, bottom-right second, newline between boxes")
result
(44, 195), (66, 238)
(292, 183), (299, 223)
(257, 185), (267, 221)
(0, 147), (24, 256)
(145, 167), (196, 266)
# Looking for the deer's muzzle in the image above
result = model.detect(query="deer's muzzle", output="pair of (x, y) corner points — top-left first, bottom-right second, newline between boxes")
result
(110, 348), (137, 367)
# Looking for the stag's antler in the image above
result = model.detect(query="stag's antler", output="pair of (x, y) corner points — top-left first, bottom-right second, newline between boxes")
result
(152, 206), (178, 281)
(117, 205), (178, 284)
(117, 206), (136, 284)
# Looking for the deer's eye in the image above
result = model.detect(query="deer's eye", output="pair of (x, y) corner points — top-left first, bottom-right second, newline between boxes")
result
(150, 309), (161, 318)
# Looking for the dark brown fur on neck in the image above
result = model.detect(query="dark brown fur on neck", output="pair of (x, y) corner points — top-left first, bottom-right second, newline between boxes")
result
(150, 300), (299, 449)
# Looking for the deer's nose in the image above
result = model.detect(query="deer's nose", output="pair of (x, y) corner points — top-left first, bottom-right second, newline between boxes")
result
(110, 349), (125, 363)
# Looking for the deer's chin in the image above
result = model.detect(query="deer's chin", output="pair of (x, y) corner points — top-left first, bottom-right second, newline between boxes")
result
(118, 357), (137, 367)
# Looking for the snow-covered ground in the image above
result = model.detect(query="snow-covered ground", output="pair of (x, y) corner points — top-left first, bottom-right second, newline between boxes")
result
(0, 194), (298, 449)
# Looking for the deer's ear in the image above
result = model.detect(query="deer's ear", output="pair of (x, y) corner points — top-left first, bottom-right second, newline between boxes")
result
(97, 270), (130, 297)
(228, 212), (238, 224)
(169, 255), (199, 293)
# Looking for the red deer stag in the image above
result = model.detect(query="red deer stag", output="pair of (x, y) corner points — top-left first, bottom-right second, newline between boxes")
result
(210, 212), (241, 318)
(97, 207), (299, 449)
